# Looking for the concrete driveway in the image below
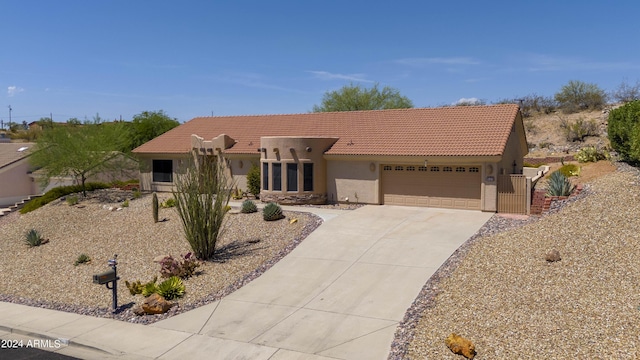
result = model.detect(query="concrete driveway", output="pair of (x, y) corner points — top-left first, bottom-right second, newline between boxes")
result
(150, 205), (493, 359)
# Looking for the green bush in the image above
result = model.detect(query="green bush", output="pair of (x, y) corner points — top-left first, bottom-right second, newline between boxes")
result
(241, 199), (258, 213)
(20, 182), (110, 214)
(157, 276), (185, 300)
(557, 164), (580, 177)
(246, 164), (261, 197)
(73, 253), (91, 266)
(122, 199), (129, 208)
(546, 171), (576, 197)
(575, 146), (610, 163)
(161, 198), (176, 208)
(24, 229), (45, 247)
(263, 202), (283, 221)
(608, 100), (640, 163)
(554, 80), (607, 113)
(66, 195), (79, 206)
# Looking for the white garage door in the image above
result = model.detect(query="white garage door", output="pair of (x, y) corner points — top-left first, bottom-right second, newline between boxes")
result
(382, 165), (481, 210)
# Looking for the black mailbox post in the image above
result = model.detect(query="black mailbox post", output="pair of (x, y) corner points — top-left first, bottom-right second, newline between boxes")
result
(93, 254), (120, 311)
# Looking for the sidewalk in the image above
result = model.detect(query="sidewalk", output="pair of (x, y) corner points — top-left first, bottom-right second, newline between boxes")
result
(0, 205), (492, 359)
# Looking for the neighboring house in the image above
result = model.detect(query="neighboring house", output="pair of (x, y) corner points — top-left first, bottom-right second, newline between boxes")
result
(0, 142), (40, 207)
(132, 104), (528, 212)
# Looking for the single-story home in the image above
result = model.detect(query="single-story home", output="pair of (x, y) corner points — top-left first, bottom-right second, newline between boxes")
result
(132, 104), (528, 212)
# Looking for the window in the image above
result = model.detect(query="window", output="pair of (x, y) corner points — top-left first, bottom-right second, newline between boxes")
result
(303, 163), (313, 191)
(469, 167), (479, 173)
(262, 162), (269, 190)
(430, 166), (440, 172)
(456, 167), (466, 172)
(272, 163), (282, 191)
(152, 160), (173, 182)
(395, 166), (404, 171)
(418, 166), (428, 172)
(443, 166), (452, 172)
(406, 166), (415, 171)
(287, 163), (298, 192)
(383, 165), (392, 171)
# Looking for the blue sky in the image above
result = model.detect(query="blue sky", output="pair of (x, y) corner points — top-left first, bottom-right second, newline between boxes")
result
(2, 0), (639, 124)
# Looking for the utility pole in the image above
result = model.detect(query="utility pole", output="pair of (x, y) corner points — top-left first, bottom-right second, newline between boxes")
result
(8, 105), (12, 129)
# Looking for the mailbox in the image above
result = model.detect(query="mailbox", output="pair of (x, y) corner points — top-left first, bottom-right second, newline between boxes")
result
(93, 269), (116, 285)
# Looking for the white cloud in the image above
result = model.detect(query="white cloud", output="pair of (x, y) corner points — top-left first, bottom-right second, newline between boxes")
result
(307, 71), (373, 83)
(7, 86), (24, 97)
(394, 57), (480, 66)
(454, 97), (481, 105)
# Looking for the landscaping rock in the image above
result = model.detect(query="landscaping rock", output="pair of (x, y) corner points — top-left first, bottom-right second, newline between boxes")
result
(141, 293), (173, 314)
(131, 304), (145, 316)
(445, 333), (476, 359)
(545, 249), (562, 262)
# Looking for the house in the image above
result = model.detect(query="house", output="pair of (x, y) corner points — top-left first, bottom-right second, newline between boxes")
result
(132, 104), (528, 212)
(0, 142), (40, 207)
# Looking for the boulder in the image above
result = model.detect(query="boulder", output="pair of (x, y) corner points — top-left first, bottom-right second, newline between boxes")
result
(131, 304), (145, 316)
(545, 249), (562, 262)
(445, 333), (476, 359)
(141, 293), (173, 314)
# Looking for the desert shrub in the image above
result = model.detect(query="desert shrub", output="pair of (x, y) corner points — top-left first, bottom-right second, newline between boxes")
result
(559, 117), (599, 142)
(133, 190), (142, 199)
(66, 195), (79, 206)
(575, 146), (610, 163)
(157, 276), (185, 300)
(142, 281), (159, 297)
(524, 119), (538, 134)
(155, 253), (200, 279)
(125, 277), (157, 296)
(161, 198), (176, 208)
(73, 253), (91, 266)
(173, 155), (233, 260)
(246, 164), (261, 197)
(231, 187), (243, 200)
(24, 229), (46, 247)
(546, 171), (576, 197)
(608, 100), (640, 163)
(122, 199), (129, 208)
(263, 202), (284, 221)
(555, 80), (607, 113)
(523, 162), (545, 168)
(539, 142), (552, 149)
(241, 199), (258, 213)
(500, 94), (558, 117)
(557, 164), (580, 177)
(611, 79), (640, 103)
(20, 182), (110, 214)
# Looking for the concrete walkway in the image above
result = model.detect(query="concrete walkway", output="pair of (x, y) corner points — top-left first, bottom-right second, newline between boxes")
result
(0, 206), (492, 359)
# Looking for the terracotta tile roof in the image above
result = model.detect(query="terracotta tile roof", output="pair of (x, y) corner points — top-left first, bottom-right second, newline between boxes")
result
(133, 104), (520, 157)
(0, 142), (35, 169)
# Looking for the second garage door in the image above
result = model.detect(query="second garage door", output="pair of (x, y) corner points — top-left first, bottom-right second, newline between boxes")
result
(382, 165), (481, 210)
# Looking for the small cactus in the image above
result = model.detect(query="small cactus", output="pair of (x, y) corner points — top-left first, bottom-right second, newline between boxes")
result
(241, 199), (258, 213)
(263, 202), (283, 221)
(152, 192), (159, 223)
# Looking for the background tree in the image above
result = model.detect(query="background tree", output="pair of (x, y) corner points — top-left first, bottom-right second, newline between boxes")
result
(608, 100), (640, 163)
(554, 80), (607, 113)
(611, 79), (640, 104)
(30, 116), (131, 196)
(127, 110), (180, 150)
(312, 83), (413, 112)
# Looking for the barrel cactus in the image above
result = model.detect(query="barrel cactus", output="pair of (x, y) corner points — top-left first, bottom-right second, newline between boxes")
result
(262, 202), (283, 221)
(241, 199), (258, 213)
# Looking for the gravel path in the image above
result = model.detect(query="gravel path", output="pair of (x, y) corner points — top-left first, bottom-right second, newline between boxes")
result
(0, 192), (321, 324)
(391, 162), (640, 359)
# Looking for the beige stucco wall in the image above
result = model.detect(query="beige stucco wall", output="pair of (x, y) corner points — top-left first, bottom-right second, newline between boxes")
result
(228, 155), (260, 191)
(0, 159), (37, 207)
(499, 114), (528, 175)
(137, 154), (189, 192)
(259, 137), (338, 204)
(326, 160), (380, 204)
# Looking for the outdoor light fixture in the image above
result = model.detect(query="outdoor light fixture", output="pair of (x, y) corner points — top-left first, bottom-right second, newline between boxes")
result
(273, 148), (279, 153)
(306, 147), (312, 152)
(289, 148), (295, 153)
(424, 160), (428, 167)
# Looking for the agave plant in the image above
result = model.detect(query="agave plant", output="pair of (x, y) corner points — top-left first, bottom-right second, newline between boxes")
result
(24, 229), (46, 247)
(157, 276), (185, 300)
(546, 171), (576, 197)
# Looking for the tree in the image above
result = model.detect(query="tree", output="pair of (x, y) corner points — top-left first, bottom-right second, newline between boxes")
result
(246, 163), (261, 197)
(611, 79), (640, 104)
(173, 154), (233, 260)
(312, 83), (413, 112)
(608, 100), (640, 163)
(554, 80), (607, 113)
(127, 110), (180, 150)
(30, 116), (131, 196)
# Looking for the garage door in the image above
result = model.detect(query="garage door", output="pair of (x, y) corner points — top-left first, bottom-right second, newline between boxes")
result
(382, 165), (481, 210)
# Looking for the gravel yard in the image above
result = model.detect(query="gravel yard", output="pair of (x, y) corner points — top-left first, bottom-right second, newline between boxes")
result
(393, 162), (640, 359)
(0, 192), (321, 324)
